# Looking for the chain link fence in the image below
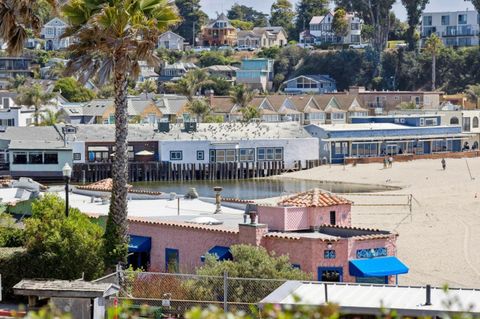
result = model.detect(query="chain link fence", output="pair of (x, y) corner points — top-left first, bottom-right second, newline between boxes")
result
(118, 271), (287, 316)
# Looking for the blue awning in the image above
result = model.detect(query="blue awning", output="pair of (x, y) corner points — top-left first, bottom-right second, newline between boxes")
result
(128, 235), (151, 253)
(201, 246), (232, 262)
(349, 256), (409, 277)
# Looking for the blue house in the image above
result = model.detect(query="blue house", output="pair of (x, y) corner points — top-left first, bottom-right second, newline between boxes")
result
(306, 121), (471, 164)
(236, 58), (274, 92)
(282, 75), (337, 94)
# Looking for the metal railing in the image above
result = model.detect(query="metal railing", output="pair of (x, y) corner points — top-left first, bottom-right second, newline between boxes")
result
(119, 271), (287, 315)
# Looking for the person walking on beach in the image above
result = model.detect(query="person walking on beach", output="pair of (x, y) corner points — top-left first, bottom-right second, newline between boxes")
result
(388, 156), (393, 168)
(441, 158), (446, 170)
(383, 157), (388, 169)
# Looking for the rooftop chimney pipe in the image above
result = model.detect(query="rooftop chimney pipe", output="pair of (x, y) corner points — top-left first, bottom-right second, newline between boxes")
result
(425, 284), (432, 306)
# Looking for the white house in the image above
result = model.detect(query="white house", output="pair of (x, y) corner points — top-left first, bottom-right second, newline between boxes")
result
(421, 10), (480, 47)
(40, 18), (71, 50)
(282, 75), (337, 94)
(158, 31), (185, 50)
(0, 92), (35, 127)
(301, 12), (362, 45)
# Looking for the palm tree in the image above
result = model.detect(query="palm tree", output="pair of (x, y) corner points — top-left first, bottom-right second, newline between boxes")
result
(230, 84), (255, 109)
(0, 0), (56, 55)
(62, 0), (179, 268)
(39, 109), (64, 126)
(138, 79), (157, 99)
(188, 98), (210, 122)
(8, 75), (26, 90)
(15, 83), (56, 125)
(424, 34), (443, 91)
(465, 84), (480, 109)
(169, 69), (212, 102)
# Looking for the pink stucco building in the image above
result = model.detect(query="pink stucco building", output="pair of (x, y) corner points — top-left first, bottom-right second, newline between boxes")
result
(126, 189), (408, 284)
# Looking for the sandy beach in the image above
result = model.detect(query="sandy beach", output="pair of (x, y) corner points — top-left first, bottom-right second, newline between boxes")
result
(281, 157), (480, 288)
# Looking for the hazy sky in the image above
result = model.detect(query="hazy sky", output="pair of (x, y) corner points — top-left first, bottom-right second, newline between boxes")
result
(200, 0), (476, 21)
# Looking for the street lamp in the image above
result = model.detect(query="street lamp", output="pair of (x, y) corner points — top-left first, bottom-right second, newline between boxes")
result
(62, 163), (72, 217)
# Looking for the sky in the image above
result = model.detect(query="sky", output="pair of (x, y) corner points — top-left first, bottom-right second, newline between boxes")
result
(200, 0), (477, 21)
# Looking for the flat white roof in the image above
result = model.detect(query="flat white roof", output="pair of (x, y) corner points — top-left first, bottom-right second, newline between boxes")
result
(313, 123), (453, 131)
(260, 281), (480, 316)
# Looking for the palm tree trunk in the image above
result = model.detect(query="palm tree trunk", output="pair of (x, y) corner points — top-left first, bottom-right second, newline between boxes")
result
(431, 54), (436, 91)
(103, 60), (130, 268)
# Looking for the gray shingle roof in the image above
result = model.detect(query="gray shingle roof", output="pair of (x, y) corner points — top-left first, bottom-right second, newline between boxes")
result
(14, 279), (119, 298)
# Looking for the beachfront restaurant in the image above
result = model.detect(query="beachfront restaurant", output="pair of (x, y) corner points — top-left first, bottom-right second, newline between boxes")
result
(305, 123), (472, 164)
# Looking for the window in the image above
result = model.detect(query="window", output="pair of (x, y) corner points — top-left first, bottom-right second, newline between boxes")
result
(291, 264), (301, 269)
(170, 151), (182, 161)
(318, 267), (343, 282)
(450, 117), (459, 125)
(44, 152), (58, 164)
(239, 148), (255, 162)
(351, 35), (360, 43)
(196, 150), (204, 161)
(257, 148), (283, 161)
(424, 118), (438, 126)
(29, 152), (43, 164)
(165, 248), (179, 273)
(351, 23), (360, 30)
(441, 15), (450, 25)
(73, 153), (81, 161)
(423, 16), (432, 26)
(356, 247), (388, 259)
(458, 14), (467, 25)
(330, 211), (336, 225)
(3, 98), (9, 108)
(7, 119), (14, 126)
(324, 250), (336, 259)
(215, 150), (225, 162)
(225, 149), (236, 162)
(13, 152), (27, 164)
(209, 150), (215, 162)
(463, 117), (471, 132)
(473, 117), (479, 128)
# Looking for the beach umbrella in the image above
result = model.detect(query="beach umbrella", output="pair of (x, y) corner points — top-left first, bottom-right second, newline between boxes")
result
(135, 150), (154, 156)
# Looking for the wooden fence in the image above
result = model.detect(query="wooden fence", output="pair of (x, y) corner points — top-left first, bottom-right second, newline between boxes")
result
(72, 160), (322, 183)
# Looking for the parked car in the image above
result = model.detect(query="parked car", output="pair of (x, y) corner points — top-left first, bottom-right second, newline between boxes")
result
(349, 43), (370, 49)
(193, 46), (211, 53)
(235, 45), (255, 52)
(217, 46), (232, 51)
(296, 43), (314, 50)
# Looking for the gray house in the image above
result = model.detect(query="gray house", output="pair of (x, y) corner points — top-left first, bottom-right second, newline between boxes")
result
(0, 126), (73, 179)
(282, 75), (337, 94)
(158, 31), (185, 50)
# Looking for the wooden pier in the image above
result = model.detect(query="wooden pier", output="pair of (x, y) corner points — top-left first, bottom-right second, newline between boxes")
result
(72, 160), (321, 183)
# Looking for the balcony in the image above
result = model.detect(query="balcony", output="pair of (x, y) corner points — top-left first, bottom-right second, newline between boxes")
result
(442, 26), (477, 37)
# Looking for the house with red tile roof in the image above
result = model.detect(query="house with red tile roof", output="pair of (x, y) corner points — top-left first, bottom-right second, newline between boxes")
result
(124, 189), (408, 285)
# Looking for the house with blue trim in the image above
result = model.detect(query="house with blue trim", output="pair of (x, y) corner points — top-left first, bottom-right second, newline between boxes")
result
(282, 75), (337, 94)
(306, 115), (473, 163)
(236, 58), (274, 92)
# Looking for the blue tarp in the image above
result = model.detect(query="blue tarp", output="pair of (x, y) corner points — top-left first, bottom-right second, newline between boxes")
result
(349, 256), (409, 277)
(128, 235), (152, 253)
(201, 246), (232, 262)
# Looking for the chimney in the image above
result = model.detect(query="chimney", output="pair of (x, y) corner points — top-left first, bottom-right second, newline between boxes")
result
(425, 285), (432, 306)
(239, 204), (268, 246)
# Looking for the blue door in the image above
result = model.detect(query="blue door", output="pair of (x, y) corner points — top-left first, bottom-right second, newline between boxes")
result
(318, 267), (343, 282)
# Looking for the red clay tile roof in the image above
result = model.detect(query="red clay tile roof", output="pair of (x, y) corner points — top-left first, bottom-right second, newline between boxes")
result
(128, 217), (239, 234)
(278, 189), (352, 208)
(77, 178), (132, 192)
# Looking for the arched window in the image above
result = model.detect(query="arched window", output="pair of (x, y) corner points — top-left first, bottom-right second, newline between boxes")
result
(473, 117), (479, 128)
(450, 117), (459, 125)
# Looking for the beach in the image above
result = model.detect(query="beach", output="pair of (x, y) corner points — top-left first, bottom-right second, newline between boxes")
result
(281, 157), (480, 288)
